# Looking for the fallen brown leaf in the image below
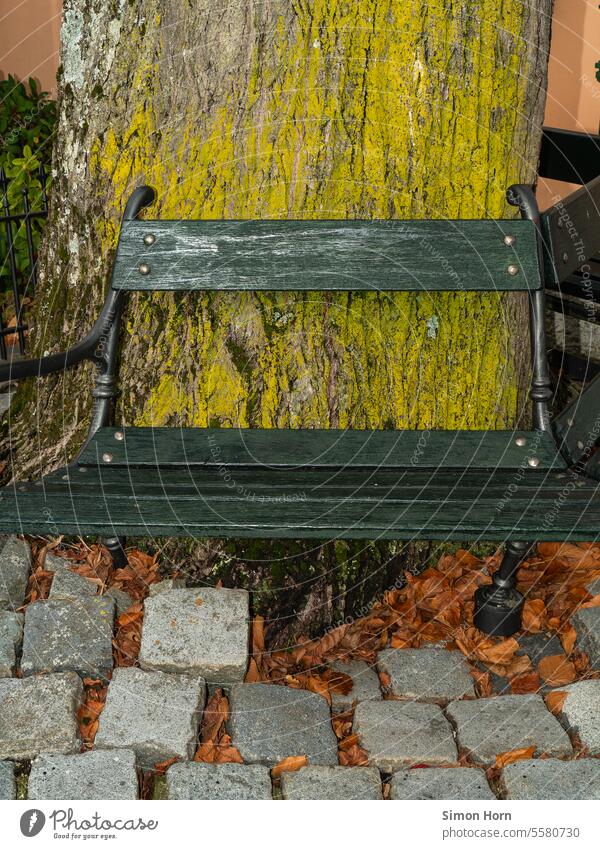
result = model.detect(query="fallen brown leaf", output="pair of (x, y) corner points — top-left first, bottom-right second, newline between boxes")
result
(494, 746), (536, 768)
(538, 654), (577, 686)
(271, 755), (308, 779)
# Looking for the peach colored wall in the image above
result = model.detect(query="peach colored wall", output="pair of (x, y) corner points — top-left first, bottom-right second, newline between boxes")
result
(0, 0), (62, 95)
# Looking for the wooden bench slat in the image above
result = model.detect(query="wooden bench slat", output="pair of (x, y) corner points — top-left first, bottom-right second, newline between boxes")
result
(112, 219), (541, 292)
(2, 469), (599, 540)
(78, 427), (565, 471)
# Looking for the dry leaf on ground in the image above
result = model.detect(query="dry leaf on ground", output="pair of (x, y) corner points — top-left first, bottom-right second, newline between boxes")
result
(271, 755), (308, 779)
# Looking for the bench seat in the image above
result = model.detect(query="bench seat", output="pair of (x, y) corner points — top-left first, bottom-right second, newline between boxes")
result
(3, 427), (596, 542)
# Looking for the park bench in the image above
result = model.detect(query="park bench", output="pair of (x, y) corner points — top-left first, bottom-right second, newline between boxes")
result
(1, 171), (600, 638)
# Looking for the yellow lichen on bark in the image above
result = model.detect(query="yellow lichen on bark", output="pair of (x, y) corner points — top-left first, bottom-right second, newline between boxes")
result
(84, 0), (545, 432)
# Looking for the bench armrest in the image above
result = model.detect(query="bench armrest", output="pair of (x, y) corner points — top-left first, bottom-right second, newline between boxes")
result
(0, 288), (122, 383)
(0, 185), (156, 386)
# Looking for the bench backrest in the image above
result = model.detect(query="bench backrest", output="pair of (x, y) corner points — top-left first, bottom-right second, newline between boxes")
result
(111, 219), (542, 293)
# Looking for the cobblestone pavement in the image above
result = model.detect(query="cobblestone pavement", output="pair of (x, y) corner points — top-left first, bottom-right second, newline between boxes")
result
(2, 535), (600, 800)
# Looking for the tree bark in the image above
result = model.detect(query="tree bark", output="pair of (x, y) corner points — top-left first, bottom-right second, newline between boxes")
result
(3, 0), (553, 637)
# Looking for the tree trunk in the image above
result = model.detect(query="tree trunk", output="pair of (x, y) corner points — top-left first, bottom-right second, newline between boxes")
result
(3, 0), (553, 638)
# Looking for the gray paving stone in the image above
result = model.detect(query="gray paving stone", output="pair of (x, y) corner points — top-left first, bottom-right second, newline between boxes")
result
(104, 587), (135, 616)
(501, 758), (600, 800)
(516, 633), (564, 666)
(139, 587), (249, 684)
(0, 610), (23, 677)
(0, 761), (15, 799)
(330, 661), (381, 712)
(391, 766), (495, 800)
(0, 536), (31, 611)
(149, 578), (186, 596)
(167, 762), (271, 800)
(585, 578), (600, 597)
(353, 700), (458, 771)
(94, 667), (206, 769)
(28, 749), (139, 800)
(49, 570), (98, 599)
(555, 680), (600, 754)
(228, 683), (338, 766)
(0, 672), (83, 760)
(281, 766), (382, 799)
(21, 597), (115, 680)
(571, 607), (600, 669)
(377, 648), (475, 701)
(446, 694), (572, 765)
(44, 552), (73, 572)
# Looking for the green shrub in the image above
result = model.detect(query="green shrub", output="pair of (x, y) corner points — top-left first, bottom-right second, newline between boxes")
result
(0, 75), (56, 294)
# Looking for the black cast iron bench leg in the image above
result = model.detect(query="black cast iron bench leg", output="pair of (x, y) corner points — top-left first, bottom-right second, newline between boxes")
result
(103, 536), (128, 568)
(474, 540), (531, 636)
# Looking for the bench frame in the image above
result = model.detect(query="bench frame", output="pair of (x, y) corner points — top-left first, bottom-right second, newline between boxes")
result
(3, 172), (600, 637)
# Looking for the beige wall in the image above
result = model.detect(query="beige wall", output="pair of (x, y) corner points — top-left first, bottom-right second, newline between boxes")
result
(0, 0), (62, 95)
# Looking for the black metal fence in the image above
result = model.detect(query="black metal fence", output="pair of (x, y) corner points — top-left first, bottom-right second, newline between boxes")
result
(0, 165), (48, 359)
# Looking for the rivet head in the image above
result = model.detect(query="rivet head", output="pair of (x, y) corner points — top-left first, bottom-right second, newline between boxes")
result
(138, 263), (150, 275)
(562, 252), (569, 263)
(114, 431), (124, 441)
(567, 417), (574, 427)
(503, 234), (516, 247)
(515, 436), (527, 447)
(527, 456), (540, 468)
(507, 264), (519, 276)
(577, 440), (584, 450)
(143, 233), (156, 246)
(102, 452), (113, 463)
(79, 466), (87, 473)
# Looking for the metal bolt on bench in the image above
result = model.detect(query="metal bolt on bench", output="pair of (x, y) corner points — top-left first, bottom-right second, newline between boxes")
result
(2, 173), (600, 637)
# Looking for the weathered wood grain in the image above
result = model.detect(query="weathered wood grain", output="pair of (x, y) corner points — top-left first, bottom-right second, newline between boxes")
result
(79, 427), (564, 469)
(3, 466), (599, 540)
(111, 219), (541, 292)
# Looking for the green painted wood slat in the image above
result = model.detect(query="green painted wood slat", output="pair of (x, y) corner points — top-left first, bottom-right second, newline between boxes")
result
(2, 471), (599, 540)
(111, 219), (541, 292)
(78, 427), (565, 470)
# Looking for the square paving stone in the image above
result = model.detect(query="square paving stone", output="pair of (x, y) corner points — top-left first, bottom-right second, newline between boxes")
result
(28, 749), (139, 800)
(0, 672), (83, 760)
(44, 553), (72, 572)
(21, 597), (115, 680)
(104, 588), (134, 616)
(555, 680), (600, 754)
(0, 761), (15, 799)
(94, 667), (206, 769)
(377, 648), (475, 701)
(353, 700), (458, 771)
(330, 661), (382, 712)
(49, 570), (98, 600)
(501, 758), (600, 800)
(139, 587), (249, 684)
(0, 610), (23, 677)
(167, 762), (271, 799)
(446, 694), (572, 765)
(571, 607), (600, 669)
(281, 765), (382, 799)
(0, 536), (31, 611)
(391, 766), (495, 800)
(228, 683), (338, 766)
